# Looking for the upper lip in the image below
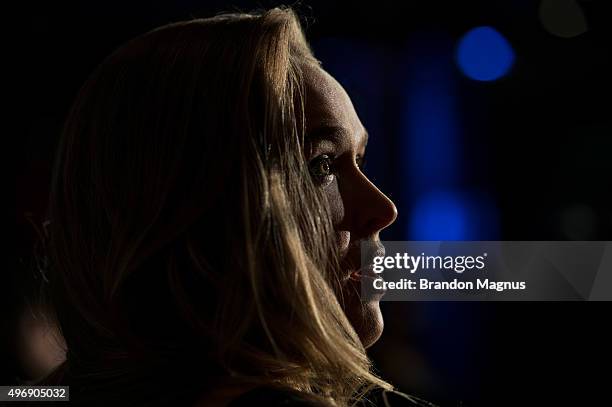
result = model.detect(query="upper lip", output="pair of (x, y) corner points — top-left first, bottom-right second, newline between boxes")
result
(362, 243), (385, 267)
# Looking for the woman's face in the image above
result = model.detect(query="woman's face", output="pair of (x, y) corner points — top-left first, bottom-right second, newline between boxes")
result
(303, 63), (397, 348)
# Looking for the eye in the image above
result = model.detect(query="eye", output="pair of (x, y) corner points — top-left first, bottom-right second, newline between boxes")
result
(309, 154), (335, 186)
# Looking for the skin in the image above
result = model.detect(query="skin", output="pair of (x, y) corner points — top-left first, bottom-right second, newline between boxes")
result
(302, 63), (398, 348)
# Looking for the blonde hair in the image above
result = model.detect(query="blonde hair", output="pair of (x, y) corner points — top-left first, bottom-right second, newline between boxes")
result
(45, 7), (392, 406)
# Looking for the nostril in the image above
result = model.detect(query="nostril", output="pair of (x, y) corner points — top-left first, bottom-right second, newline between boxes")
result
(366, 208), (396, 236)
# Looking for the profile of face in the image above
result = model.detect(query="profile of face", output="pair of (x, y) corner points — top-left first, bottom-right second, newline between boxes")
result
(302, 64), (398, 348)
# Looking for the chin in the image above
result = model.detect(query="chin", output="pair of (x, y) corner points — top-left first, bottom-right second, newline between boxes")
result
(344, 294), (384, 349)
(359, 300), (384, 348)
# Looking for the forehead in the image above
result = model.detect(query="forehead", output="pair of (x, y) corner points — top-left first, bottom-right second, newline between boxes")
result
(302, 63), (366, 146)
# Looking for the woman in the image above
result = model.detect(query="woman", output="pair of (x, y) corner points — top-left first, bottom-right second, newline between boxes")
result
(37, 7), (430, 407)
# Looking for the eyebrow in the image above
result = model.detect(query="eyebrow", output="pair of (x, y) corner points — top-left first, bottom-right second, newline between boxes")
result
(306, 125), (369, 149)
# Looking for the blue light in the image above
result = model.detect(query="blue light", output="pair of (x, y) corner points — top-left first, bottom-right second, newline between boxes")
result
(456, 26), (515, 81)
(405, 68), (459, 190)
(401, 36), (462, 194)
(409, 190), (468, 240)
(408, 190), (500, 240)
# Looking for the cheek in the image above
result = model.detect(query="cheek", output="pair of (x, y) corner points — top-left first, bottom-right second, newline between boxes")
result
(324, 180), (349, 254)
(324, 179), (344, 225)
(336, 231), (350, 259)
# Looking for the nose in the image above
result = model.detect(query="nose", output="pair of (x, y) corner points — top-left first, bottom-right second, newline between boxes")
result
(344, 172), (398, 238)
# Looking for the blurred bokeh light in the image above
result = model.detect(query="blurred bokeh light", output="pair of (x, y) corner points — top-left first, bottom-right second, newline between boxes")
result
(456, 26), (515, 81)
(539, 0), (588, 38)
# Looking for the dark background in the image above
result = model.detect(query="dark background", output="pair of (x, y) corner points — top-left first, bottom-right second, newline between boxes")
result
(14, 0), (612, 405)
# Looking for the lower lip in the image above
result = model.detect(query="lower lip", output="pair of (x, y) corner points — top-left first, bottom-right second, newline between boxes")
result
(349, 266), (387, 298)
(350, 264), (379, 280)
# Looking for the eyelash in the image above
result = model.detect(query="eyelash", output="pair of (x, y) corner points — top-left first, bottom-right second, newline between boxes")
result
(309, 154), (335, 186)
(308, 154), (366, 186)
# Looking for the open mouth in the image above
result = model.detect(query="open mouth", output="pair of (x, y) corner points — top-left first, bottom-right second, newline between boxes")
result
(349, 263), (378, 281)
(348, 243), (386, 281)
(344, 242), (387, 300)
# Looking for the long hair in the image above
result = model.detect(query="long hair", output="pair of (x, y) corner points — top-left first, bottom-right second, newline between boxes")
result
(43, 7), (392, 406)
